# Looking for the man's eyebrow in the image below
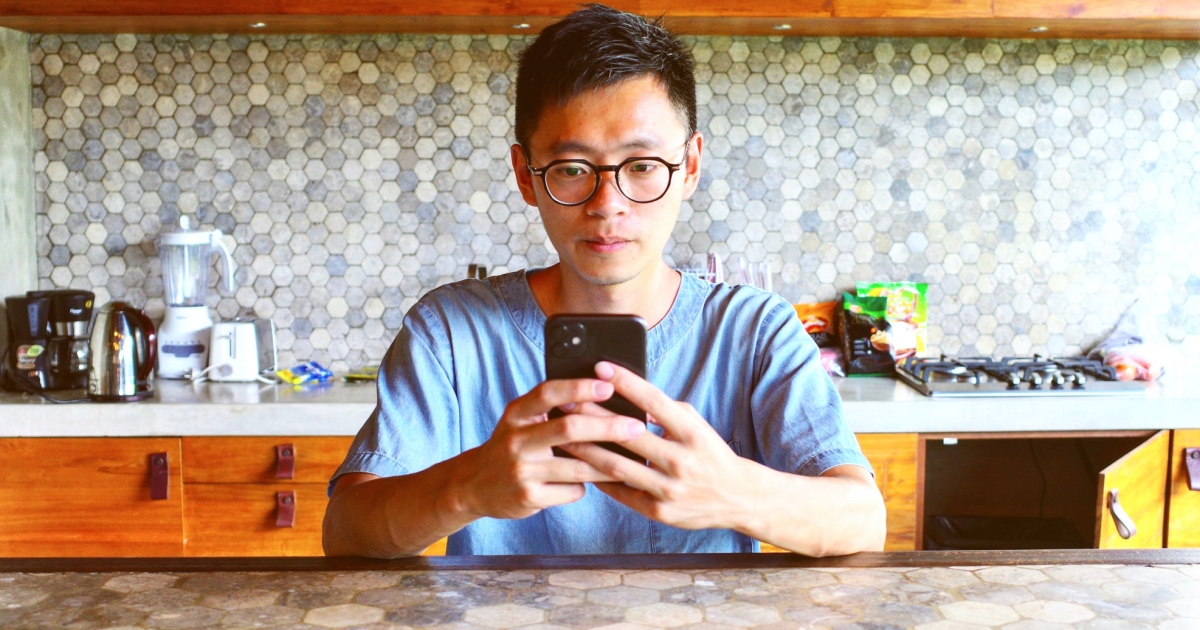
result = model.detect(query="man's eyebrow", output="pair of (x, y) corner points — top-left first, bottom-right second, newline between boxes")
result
(546, 138), (664, 155)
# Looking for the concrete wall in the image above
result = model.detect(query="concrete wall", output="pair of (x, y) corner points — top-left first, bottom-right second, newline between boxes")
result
(0, 27), (35, 350)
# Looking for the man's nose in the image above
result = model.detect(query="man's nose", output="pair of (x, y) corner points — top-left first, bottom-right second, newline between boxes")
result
(585, 171), (628, 217)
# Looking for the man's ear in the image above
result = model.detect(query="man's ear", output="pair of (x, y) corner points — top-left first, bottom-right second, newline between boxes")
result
(511, 144), (540, 207)
(681, 132), (704, 200)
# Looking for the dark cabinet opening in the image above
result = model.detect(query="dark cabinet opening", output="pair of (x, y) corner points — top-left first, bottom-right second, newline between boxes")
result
(923, 433), (1159, 550)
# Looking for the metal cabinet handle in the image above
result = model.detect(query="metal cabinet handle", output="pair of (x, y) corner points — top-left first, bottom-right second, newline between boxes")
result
(149, 452), (169, 501)
(276, 491), (296, 528)
(1185, 448), (1200, 491)
(1108, 488), (1137, 540)
(276, 444), (295, 480)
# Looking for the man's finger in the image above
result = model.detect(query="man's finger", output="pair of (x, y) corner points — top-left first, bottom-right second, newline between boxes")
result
(536, 452), (622, 484)
(521, 411), (647, 452)
(592, 480), (657, 516)
(594, 362), (698, 440)
(506, 379), (615, 424)
(563, 441), (673, 490)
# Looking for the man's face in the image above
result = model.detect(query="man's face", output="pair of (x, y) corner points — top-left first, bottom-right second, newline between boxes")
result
(513, 75), (702, 287)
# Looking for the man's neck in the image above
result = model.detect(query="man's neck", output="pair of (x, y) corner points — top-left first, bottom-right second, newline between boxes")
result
(529, 263), (681, 328)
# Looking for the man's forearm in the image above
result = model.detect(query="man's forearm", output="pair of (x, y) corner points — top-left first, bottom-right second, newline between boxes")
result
(734, 463), (886, 556)
(322, 454), (479, 558)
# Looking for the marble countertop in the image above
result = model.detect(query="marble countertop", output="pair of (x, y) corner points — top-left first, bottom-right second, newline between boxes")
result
(0, 365), (1197, 437)
(1, 550), (1198, 629)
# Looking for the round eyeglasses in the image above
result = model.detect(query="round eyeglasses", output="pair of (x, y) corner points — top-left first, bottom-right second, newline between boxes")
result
(523, 143), (690, 206)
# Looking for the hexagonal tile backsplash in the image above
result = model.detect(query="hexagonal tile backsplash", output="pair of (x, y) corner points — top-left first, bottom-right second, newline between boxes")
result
(29, 33), (1200, 371)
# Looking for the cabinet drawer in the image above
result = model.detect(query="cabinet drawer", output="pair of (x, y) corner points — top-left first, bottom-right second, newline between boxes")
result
(184, 483), (329, 556)
(0, 437), (183, 557)
(183, 436), (353, 484)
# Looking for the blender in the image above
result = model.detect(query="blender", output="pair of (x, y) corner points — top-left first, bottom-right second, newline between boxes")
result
(156, 216), (235, 379)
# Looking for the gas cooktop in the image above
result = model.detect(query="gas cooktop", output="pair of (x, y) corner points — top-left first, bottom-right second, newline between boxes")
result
(895, 355), (1147, 397)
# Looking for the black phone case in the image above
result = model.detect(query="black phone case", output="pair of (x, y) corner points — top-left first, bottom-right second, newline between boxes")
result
(544, 314), (647, 461)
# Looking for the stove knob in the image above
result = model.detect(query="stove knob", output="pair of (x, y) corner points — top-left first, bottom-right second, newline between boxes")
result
(1007, 374), (1021, 390)
(1050, 373), (1067, 389)
(1073, 374), (1087, 389)
(1028, 373), (1042, 390)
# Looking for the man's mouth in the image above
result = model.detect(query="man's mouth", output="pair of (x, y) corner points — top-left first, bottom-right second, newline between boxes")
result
(583, 237), (631, 253)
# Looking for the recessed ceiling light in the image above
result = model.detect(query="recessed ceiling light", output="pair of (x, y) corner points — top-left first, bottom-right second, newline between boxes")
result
(773, 24), (792, 31)
(1028, 26), (1048, 33)
(512, 23), (530, 30)
(249, 22), (267, 29)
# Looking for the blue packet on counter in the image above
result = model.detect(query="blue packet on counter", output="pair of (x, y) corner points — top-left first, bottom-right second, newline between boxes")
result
(277, 361), (333, 385)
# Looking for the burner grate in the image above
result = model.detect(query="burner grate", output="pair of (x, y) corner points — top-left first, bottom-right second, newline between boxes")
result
(895, 354), (1145, 397)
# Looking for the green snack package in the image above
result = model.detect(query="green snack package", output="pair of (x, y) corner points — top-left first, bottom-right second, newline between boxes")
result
(856, 281), (928, 361)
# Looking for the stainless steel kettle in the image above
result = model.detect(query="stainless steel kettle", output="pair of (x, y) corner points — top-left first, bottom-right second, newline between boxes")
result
(87, 301), (157, 402)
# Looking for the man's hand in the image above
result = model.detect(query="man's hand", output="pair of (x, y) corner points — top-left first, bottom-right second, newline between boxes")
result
(559, 361), (756, 531)
(450, 377), (647, 521)
(561, 361), (886, 556)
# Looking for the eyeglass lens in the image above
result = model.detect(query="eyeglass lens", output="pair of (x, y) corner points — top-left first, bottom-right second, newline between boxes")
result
(544, 159), (674, 205)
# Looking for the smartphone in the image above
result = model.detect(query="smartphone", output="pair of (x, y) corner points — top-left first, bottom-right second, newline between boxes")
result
(544, 314), (647, 462)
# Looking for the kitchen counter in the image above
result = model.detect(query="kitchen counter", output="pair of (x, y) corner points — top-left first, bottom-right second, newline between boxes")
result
(1, 550), (1199, 628)
(1, 365), (1198, 436)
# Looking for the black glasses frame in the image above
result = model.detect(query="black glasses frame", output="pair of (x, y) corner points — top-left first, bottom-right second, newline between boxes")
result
(523, 143), (690, 207)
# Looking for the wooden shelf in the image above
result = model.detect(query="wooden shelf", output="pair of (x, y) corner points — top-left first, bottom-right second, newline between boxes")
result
(0, 0), (1199, 38)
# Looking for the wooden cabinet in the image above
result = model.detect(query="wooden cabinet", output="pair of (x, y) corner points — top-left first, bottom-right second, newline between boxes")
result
(1095, 431), (1169, 549)
(181, 437), (353, 557)
(0, 436), (352, 557)
(759, 432), (919, 553)
(0, 438), (183, 557)
(857, 433), (920, 551)
(923, 431), (1178, 550)
(1, 0), (1198, 38)
(1167, 429), (1200, 548)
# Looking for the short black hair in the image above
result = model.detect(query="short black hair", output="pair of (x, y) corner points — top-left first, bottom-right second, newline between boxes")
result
(514, 3), (697, 150)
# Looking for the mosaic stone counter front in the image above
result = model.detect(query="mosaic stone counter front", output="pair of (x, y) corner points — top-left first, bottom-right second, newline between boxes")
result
(2, 563), (1200, 628)
(26, 34), (1200, 371)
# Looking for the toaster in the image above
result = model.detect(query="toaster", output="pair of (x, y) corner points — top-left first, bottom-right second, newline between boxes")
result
(208, 319), (277, 382)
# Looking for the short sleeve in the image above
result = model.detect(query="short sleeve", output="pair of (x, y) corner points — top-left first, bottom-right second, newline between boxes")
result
(328, 301), (461, 494)
(749, 299), (873, 478)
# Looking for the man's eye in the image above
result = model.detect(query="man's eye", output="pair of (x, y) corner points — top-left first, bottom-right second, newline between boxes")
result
(626, 161), (659, 175)
(553, 165), (589, 178)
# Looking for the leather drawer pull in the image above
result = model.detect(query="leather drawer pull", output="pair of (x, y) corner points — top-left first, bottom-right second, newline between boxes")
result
(276, 491), (296, 528)
(1108, 488), (1137, 540)
(1186, 448), (1200, 491)
(276, 444), (295, 480)
(149, 452), (169, 501)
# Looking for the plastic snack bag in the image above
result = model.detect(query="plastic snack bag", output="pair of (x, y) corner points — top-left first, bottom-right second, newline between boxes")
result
(840, 292), (894, 375)
(857, 281), (928, 362)
(1087, 299), (1172, 381)
(795, 301), (844, 376)
(277, 361), (334, 385)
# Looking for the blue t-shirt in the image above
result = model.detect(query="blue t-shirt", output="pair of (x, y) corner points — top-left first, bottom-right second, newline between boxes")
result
(332, 269), (871, 555)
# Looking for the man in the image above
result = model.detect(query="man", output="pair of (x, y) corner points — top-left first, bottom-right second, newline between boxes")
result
(323, 4), (885, 557)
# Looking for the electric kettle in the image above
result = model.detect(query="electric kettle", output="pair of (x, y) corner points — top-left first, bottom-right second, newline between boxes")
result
(87, 301), (157, 402)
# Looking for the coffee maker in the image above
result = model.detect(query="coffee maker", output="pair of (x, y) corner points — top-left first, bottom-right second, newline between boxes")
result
(1, 290), (95, 392)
